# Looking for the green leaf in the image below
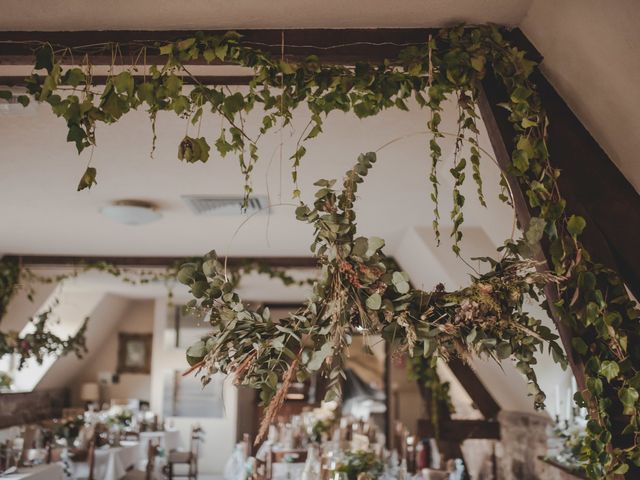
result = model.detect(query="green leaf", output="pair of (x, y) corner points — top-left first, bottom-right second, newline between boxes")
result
(215, 44), (228, 60)
(113, 71), (134, 95)
(17, 95), (30, 107)
(496, 342), (512, 359)
(571, 337), (588, 355)
(223, 92), (245, 114)
(279, 61), (296, 75)
(164, 75), (183, 97)
(366, 237), (385, 257)
(202, 47), (216, 63)
(186, 340), (206, 365)
(63, 68), (86, 87)
(77, 167), (97, 191)
(159, 43), (174, 55)
(567, 215), (586, 237)
(525, 217), (546, 245)
(470, 55), (486, 72)
(366, 293), (382, 310)
(35, 45), (54, 72)
(599, 360), (619, 382)
(613, 464), (629, 475)
(619, 387), (639, 414)
(308, 342), (333, 371)
(352, 237), (368, 258)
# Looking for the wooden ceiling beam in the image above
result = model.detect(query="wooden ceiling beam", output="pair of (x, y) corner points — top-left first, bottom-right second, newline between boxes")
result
(0, 28), (441, 66)
(446, 357), (501, 420)
(3, 254), (318, 269)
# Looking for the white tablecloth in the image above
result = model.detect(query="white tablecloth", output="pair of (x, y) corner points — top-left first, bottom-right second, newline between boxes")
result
(73, 441), (141, 480)
(11, 463), (65, 480)
(272, 463), (305, 480)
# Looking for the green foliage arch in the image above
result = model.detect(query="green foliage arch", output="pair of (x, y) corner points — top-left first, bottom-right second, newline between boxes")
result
(0, 24), (638, 478)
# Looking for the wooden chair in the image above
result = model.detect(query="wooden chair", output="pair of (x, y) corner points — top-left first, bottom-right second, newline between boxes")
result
(73, 434), (97, 480)
(123, 440), (160, 480)
(122, 431), (140, 441)
(166, 426), (201, 479)
(62, 407), (85, 418)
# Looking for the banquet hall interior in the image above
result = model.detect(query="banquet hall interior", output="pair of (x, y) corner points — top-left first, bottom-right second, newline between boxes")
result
(1, 1), (639, 479)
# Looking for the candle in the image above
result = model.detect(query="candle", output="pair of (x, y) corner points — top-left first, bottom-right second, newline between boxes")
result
(565, 387), (573, 423)
(555, 385), (561, 421)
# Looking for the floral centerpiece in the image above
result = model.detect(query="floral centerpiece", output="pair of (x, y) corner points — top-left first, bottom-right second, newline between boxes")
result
(105, 406), (133, 428)
(336, 451), (384, 480)
(545, 417), (588, 476)
(52, 415), (85, 445)
(307, 401), (338, 443)
(0, 371), (12, 391)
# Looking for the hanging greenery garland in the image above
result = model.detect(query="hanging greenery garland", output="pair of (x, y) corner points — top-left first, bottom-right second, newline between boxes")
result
(177, 153), (566, 444)
(1, 24), (639, 477)
(0, 255), (314, 374)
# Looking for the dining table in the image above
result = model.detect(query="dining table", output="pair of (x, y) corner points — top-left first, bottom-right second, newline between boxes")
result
(8, 463), (65, 480)
(71, 440), (141, 480)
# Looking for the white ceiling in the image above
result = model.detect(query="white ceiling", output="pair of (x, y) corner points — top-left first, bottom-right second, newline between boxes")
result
(0, 0), (531, 30)
(0, 0), (637, 262)
(521, 1), (640, 192)
(0, 93), (513, 258)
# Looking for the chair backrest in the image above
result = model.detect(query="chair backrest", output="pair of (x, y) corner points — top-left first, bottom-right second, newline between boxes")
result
(87, 434), (97, 480)
(145, 440), (159, 480)
(189, 426), (201, 458)
(122, 431), (140, 441)
(19, 425), (38, 465)
(62, 408), (85, 418)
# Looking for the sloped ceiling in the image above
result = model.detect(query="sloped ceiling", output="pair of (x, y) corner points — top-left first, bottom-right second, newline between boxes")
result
(37, 294), (132, 390)
(521, 0), (640, 192)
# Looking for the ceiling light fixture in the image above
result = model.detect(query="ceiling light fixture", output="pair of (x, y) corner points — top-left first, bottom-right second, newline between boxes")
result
(101, 200), (162, 226)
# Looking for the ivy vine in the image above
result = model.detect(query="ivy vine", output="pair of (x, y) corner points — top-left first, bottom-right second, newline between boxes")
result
(0, 255), (314, 374)
(1, 24), (639, 477)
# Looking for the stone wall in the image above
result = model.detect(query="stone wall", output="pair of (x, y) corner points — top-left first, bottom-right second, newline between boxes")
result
(0, 388), (68, 428)
(495, 411), (583, 480)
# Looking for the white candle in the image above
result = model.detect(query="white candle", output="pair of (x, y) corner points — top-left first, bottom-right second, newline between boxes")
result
(566, 387), (573, 423)
(555, 385), (561, 420)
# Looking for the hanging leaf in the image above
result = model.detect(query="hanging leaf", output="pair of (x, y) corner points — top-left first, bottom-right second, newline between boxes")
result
(77, 167), (97, 191)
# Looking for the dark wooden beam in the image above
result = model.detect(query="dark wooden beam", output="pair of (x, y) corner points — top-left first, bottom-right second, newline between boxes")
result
(446, 357), (500, 420)
(3, 254), (318, 269)
(0, 75), (254, 87)
(501, 28), (640, 304)
(0, 28), (438, 66)
(417, 419), (501, 441)
(478, 29), (640, 478)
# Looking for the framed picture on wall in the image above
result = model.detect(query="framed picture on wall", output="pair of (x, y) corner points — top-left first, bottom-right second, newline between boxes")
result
(117, 333), (152, 374)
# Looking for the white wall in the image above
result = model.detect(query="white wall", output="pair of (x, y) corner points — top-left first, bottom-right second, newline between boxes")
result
(69, 299), (155, 405)
(150, 297), (237, 475)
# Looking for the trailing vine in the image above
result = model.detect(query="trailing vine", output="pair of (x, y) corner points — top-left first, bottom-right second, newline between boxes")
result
(0, 24), (638, 477)
(408, 355), (454, 439)
(178, 152), (566, 444)
(0, 255), (315, 370)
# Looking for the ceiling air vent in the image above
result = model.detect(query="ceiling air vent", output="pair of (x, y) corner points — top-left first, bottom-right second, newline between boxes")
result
(182, 195), (268, 216)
